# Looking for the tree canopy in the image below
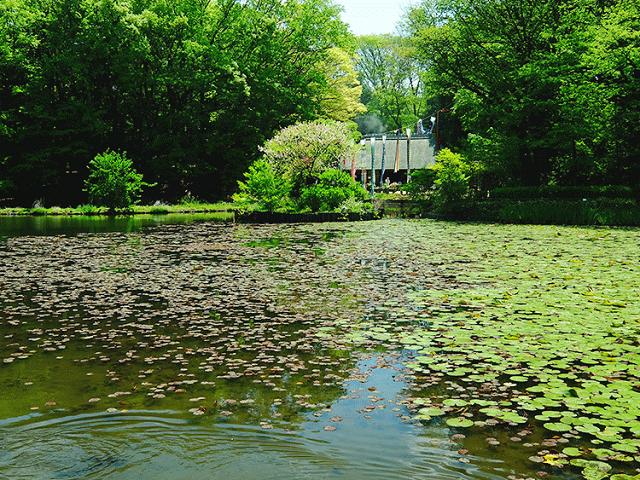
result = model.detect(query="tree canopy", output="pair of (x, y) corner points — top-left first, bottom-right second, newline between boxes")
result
(355, 34), (428, 133)
(406, 0), (640, 187)
(0, 0), (360, 205)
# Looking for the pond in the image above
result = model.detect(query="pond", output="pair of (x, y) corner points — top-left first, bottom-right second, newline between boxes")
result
(0, 215), (638, 480)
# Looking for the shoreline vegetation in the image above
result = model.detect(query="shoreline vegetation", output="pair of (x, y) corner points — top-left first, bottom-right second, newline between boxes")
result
(2, 196), (639, 227)
(0, 202), (237, 217)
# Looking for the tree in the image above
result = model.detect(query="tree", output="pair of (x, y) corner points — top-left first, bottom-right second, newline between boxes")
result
(406, 0), (640, 188)
(299, 168), (368, 212)
(85, 150), (150, 209)
(317, 47), (366, 122)
(355, 34), (428, 132)
(0, 0), (354, 205)
(260, 121), (358, 191)
(431, 148), (472, 211)
(232, 159), (292, 213)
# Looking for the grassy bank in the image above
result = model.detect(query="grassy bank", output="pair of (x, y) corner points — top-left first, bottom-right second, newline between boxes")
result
(0, 202), (237, 216)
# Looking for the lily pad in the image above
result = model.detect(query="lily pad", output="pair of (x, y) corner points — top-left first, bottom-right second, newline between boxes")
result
(446, 417), (474, 428)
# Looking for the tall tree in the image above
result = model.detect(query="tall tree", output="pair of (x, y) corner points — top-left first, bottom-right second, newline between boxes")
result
(0, 0), (354, 204)
(355, 34), (428, 132)
(407, 0), (640, 187)
(316, 47), (366, 122)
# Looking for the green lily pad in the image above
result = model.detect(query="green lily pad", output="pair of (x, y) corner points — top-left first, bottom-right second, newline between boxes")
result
(419, 407), (445, 417)
(562, 447), (581, 457)
(446, 417), (474, 428)
(544, 422), (572, 432)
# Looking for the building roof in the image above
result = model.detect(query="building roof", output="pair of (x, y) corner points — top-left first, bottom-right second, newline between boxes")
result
(344, 135), (436, 171)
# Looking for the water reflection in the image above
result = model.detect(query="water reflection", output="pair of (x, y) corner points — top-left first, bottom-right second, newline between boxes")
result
(0, 213), (232, 237)
(0, 219), (579, 479)
(0, 354), (505, 480)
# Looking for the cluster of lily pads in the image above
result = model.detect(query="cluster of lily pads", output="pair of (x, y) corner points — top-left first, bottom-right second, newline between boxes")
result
(1, 219), (638, 480)
(0, 224), (373, 426)
(340, 221), (640, 480)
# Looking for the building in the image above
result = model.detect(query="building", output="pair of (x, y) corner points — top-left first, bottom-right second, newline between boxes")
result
(344, 134), (437, 184)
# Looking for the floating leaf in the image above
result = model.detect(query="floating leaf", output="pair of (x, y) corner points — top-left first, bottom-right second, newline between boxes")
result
(446, 417), (474, 428)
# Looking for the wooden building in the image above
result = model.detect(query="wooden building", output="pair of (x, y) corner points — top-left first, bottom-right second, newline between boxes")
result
(343, 134), (437, 184)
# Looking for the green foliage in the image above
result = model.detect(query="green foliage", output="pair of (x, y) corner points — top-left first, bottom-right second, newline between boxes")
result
(336, 196), (374, 215)
(148, 206), (170, 214)
(29, 207), (47, 216)
(84, 150), (149, 209)
(431, 149), (472, 211)
(299, 168), (368, 212)
(75, 204), (101, 215)
(404, 168), (436, 198)
(317, 48), (366, 122)
(476, 199), (640, 226)
(261, 121), (358, 190)
(408, 0), (640, 187)
(355, 35), (427, 132)
(178, 194), (203, 206)
(233, 160), (292, 213)
(490, 185), (635, 200)
(0, 0), (354, 205)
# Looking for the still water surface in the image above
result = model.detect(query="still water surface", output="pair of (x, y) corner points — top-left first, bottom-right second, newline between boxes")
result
(0, 215), (574, 479)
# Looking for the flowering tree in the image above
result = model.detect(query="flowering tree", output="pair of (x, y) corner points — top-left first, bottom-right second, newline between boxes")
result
(260, 121), (359, 190)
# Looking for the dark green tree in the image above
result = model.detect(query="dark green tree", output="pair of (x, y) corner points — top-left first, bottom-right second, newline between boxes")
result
(0, 0), (354, 205)
(407, 0), (640, 187)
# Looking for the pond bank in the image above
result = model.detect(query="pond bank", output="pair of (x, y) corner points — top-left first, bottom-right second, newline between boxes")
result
(0, 202), (236, 216)
(380, 198), (640, 226)
(5, 197), (639, 228)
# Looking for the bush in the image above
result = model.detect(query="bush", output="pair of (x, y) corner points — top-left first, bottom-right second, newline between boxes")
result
(404, 168), (436, 198)
(299, 169), (368, 212)
(490, 185), (635, 200)
(337, 196), (374, 215)
(29, 207), (48, 216)
(232, 159), (292, 213)
(261, 121), (358, 190)
(476, 199), (640, 226)
(178, 193), (202, 205)
(85, 150), (150, 210)
(148, 206), (170, 214)
(76, 204), (101, 215)
(432, 149), (472, 212)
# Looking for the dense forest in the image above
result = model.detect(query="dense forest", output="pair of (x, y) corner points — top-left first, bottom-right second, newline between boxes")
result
(0, 0), (363, 204)
(358, 0), (640, 189)
(1, 0), (638, 206)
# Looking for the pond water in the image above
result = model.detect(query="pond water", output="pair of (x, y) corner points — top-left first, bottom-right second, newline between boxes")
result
(0, 212), (233, 237)
(0, 215), (638, 480)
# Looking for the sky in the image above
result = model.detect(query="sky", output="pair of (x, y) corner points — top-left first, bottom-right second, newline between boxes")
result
(334, 0), (414, 36)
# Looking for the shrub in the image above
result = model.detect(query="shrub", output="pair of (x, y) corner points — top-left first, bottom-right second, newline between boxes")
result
(85, 150), (150, 210)
(432, 149), (472, 212)
(299, 169), (368, 212)
(76, 204), (101, 215)
(261, 121), (358, 190)
(29, 207), (48, 216)
(490, 185), (635, 200)
(178, 193), (202, 205)
(148, 205), (170, 214)
(232, 159), (292, 213)
(404, 168), (436, 198)
(337, 196), (374, 215)
(476, 199), (640, 226)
